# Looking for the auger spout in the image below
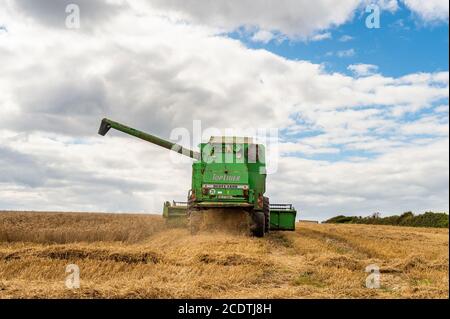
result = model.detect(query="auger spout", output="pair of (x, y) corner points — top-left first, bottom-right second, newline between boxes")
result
(98, 118), (200, 160)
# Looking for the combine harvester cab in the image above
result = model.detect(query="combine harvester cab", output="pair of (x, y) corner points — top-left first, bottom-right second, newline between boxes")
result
(269, 204), (297, 231)
(98, 118), (297, 237)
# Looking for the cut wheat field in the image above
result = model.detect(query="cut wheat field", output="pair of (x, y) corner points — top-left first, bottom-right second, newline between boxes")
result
(0, 211), (448, 299)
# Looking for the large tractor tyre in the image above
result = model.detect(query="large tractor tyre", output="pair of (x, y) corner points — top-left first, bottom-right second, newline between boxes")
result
(189, 210), (203, 235)
(263, 196), (270, 234)
(250, 211), (265, 237)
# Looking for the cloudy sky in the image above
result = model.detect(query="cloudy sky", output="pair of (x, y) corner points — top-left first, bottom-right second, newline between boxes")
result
(0, 0), (448, 220)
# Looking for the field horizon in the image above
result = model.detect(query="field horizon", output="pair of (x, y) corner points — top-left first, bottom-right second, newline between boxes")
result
(0, 211), (448, 299)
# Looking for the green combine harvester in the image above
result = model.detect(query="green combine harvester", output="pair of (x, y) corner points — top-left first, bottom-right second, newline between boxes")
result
(98, 118), (297, 237)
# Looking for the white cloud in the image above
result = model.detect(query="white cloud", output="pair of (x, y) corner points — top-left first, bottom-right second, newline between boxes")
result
(375, 0), (400, 12)
(339, 35), (354, 42)
(310, 32), (332, 41)
(337, 48), (356, 57)
(435, 104), (449, 113)
(145, 0), (446, 41)
(251, 30), (275, 43)
(0, 131), (192, 212)
(0, 1), (448, 220)
(10, 0), (128, 28)
(400, 114), (449, 136)
(4, 0), (446, 42)
(402, 0), (449, 22)
(270, 138), (449, 220)
(278, 141), (340, 155)
(348, 63), (379, 76)
(149, 0), (361, 40)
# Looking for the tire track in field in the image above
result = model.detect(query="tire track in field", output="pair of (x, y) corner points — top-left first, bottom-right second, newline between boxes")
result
(295, 226), (380, 259)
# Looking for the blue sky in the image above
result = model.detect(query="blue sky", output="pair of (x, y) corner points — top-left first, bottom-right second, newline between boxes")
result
(232, 5), (449, 77)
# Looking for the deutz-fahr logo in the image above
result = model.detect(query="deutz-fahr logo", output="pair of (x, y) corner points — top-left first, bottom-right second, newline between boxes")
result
(212, 173), (241, 182)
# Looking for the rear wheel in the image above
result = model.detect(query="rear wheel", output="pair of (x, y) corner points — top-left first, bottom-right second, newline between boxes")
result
(263, 197), (270, 234)
(250, 211), (265, 237)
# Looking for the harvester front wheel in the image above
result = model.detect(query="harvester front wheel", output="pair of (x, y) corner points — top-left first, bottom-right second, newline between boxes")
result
(250, 211), (265, 237)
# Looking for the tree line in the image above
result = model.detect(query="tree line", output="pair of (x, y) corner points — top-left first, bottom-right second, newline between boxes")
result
(323, 211), (449, 228)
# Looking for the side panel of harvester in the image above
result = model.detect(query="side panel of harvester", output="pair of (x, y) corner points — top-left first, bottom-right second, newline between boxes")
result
(163, 201), (188, 226)
(269, 204), (297, 231)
